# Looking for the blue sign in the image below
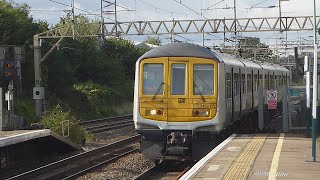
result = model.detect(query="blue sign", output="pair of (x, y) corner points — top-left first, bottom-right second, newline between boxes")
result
(290, 89), (300, 97)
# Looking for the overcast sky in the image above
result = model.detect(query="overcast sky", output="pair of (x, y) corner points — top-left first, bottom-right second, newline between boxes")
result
(12, 0), (320, 50)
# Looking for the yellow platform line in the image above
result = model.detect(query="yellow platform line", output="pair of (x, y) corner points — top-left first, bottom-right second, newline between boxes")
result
(223, 134), (267, 180)
(268, 133), (285, 180)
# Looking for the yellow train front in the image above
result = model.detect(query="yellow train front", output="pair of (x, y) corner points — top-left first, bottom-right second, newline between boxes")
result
(133, 43), (221, 160)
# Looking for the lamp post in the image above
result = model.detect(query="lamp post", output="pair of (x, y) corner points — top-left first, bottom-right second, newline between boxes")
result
(312, 0), (317, 162)
(279, 0), (282, 31)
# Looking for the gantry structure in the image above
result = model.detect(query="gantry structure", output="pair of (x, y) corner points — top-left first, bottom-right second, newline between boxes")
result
(33, 15), (320, 117)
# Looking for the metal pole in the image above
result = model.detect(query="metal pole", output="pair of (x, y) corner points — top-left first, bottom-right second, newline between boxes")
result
(202, 32), (204, 46)
(115, 0), (118, 35)
(279, 0), (282, 31)
(234, 0), (237, 53)
(8, 80), (14, 114)
(305, 56), (311, 137)
(101, 0), (104, 40)
(312, 0), (317, 162)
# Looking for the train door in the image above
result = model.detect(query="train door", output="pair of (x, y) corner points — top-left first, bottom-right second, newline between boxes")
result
(239, 68), (242, 118)
(232, 68), (240, 122)
(226, 68), (233, 124)
(167, 58), (189, 122)
(231, 68), (234, 122)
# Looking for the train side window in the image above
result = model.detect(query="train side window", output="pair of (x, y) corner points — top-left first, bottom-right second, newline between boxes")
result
(270, 75), (273, 89)
(226, 73), (232, 98)
(241, 74), (246, 94)
(234, 73), (239, 96)
(275, 75), (278, 88)
(265, 74), (269, 90)
(194, 64), (214, 95)
(143, 64), (164, 95)
(247, 74), (252, 92)
(171, 64), (186, 95)
(259, 74), (263, 88)
(254, 74), (258, 91)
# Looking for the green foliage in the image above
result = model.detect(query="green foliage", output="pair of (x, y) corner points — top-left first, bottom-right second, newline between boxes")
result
(41, 105), (87, 145)
(1, 2), (148, 127)
(14, 97), (36, 124)
(73, 81), (113, 104)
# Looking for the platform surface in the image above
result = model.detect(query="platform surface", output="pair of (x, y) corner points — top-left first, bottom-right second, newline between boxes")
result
(180, 133), (320, 180)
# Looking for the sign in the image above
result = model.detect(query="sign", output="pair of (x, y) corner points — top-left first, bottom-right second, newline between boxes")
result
(267, 90), (277, 109)
(290, 89), (300, 97)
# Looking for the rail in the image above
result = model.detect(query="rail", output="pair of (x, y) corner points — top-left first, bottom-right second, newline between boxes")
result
(8, 135), (140, 180)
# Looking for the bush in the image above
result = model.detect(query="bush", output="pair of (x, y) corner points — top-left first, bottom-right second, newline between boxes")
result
(40, 104), (87, 145)
(14, 97), (36, 124)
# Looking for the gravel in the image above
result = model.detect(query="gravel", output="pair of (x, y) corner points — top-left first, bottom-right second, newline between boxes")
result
(78, 125), (155, 179)
(77, 152), (154, 180)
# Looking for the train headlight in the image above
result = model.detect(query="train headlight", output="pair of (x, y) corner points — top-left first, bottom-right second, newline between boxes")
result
(193, 109), (210, 117)
(148, 109), (163, 116)
(150, 109), (157, 115)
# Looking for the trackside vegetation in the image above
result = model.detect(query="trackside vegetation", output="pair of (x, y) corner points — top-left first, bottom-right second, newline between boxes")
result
(0, 0), (150, 144)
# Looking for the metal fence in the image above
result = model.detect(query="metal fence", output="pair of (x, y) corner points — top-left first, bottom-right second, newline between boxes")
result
(289, 86), (307, 130)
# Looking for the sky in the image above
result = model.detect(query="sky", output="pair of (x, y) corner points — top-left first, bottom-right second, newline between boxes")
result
(12, 0), (320, 53)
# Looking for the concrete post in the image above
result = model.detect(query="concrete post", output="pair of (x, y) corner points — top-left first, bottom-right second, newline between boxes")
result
(33, 35), (42, 119)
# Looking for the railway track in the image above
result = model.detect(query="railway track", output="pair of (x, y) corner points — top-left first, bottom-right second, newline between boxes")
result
(8, 135), (140, 180)
(79, 114), (134, 133)
(134, 160), (195, 180)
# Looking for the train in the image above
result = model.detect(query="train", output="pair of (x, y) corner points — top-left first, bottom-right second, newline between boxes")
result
(133, 43), (289, 161)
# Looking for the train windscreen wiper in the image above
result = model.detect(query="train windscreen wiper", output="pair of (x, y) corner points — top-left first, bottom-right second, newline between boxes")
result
(194, 83), (206, 102)
(152, 82), (164, 100)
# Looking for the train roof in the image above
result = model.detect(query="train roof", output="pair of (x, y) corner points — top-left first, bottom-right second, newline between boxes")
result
(240, 59), (262, 69)
(138, 43), (222, 61)
(213, 51), (245, 67)
(257, 62), (277, 71)
(272, 64), (290, 72)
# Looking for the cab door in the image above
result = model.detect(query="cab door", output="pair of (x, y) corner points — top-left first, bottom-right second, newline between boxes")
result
(167, 57), (189, 122)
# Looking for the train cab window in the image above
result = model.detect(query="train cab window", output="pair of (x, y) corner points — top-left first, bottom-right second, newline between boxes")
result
(194, 64), (214, 95)
(172, 64), (186, 95)
(226, 73), (232, 98)
(143, 64), (164, 95)
(241, 74), (246, 94)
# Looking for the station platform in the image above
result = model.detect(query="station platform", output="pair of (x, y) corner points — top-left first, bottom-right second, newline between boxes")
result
(0, 129), (80, 149)
(180, 133), (320, 180)
(0, 129), (80, 171)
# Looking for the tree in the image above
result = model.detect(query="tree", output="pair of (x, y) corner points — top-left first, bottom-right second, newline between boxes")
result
(238, 37), (273, 60)
(222, 37), (273, 61)
(144, 36), (161, 46)
(0, 1), (48, 45)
